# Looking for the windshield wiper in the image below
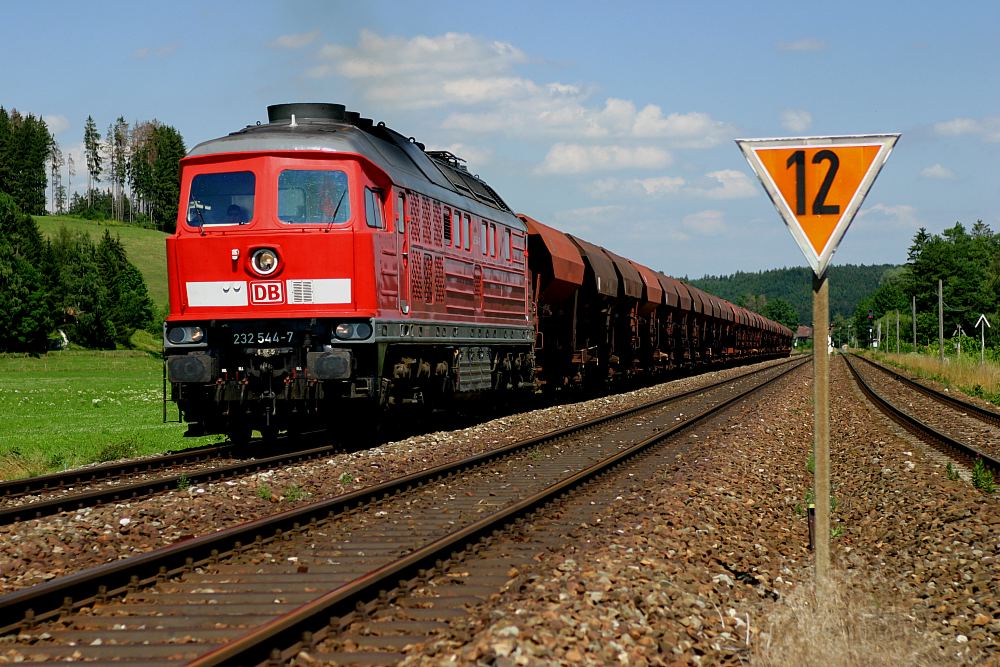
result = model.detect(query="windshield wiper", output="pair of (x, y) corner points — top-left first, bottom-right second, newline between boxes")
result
(325, 190), (347, 232)
(191, 203), (208, 236)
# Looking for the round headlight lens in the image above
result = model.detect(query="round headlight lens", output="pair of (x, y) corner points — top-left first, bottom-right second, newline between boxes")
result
(251, 248), (279, 275)
(334, 323), (355, 339)
(354, 323), (373, 339)
(167, 326), (205, 345)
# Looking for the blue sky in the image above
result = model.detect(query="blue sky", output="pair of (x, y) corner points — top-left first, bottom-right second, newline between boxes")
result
(4, 1), (999, 279)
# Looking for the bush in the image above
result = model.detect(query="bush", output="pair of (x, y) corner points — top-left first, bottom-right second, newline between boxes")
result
(971, 458), (996, 493)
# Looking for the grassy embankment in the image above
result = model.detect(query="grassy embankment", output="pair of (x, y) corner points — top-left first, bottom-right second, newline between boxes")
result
(864, 349), (1000, 406)
(0, 217), (217, 481)
(0, 350), (221, 479)
(36, 215), (171, 353)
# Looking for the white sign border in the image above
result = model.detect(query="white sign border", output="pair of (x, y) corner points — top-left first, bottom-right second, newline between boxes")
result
(735, 134), (900, 278)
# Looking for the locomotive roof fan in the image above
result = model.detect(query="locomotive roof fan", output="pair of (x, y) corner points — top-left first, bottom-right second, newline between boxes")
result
(267, 103), (347, 124)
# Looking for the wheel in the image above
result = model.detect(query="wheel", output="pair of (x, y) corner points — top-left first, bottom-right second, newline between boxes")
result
(227, 424), (252, 446)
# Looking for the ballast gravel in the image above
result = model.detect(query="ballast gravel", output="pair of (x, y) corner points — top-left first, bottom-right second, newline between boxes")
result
(2, 354), (997, 666)
(0, 359), (791, 595)
(397, 356), (997, 666)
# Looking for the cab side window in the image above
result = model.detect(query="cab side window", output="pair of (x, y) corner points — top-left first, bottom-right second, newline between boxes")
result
(365, 187), (384, 229)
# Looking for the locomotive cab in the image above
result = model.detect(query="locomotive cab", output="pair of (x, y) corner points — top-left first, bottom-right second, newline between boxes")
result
(165, 146), (394, 439)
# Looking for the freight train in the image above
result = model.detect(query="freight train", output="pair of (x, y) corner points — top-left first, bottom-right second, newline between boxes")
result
(163, 103), (791, 442)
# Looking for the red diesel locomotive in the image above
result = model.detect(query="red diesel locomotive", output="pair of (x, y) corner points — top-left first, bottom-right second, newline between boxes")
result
(164, 103), (791, 441)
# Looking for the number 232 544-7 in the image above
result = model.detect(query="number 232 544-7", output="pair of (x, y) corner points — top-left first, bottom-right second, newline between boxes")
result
(233, 331), (294, 345)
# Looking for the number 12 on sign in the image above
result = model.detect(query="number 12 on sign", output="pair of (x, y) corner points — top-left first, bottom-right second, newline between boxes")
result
(786, 149), (840, 216)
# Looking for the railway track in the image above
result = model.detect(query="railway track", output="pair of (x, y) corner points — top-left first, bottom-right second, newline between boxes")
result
(0, 356), (807, 664)
(0, 441), (238, 501)
(843, 353), (1000, 474)
(0, 361), (786, 528)
(0, 443), (340, 526)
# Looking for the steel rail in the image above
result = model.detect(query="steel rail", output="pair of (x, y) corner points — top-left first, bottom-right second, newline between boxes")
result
(0, 445), (337, 526)
(0, 357), (805, 635)
(191, 355), (806, 666)
(0, 442), (236, 499)
(843, 354), (1000, 474)
(851, 353), (1000, 427)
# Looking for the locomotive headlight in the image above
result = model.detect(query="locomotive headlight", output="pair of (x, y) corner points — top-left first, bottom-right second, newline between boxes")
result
(333, 322), (373, 340)
(251, 248), (279, 276)
(166, 326), (205, 345)
(354, 322), (373, 339)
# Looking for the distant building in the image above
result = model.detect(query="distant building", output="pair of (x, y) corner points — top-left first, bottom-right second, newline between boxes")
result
(794, 325), (813, 347)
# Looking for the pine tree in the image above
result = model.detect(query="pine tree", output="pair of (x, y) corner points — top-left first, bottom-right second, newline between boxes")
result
(0, 109), (53, 214)
(49, 141), (64, 213)
(149, 124), (186, 232)
(0, 108), (11, 197)
(96, 229), (154, 344)
(0, 193), (53, 352)
(83, 115), (102, 207)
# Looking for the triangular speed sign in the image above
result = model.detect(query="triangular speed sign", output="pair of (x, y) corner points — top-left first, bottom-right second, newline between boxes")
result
(736, 134), (899, 277)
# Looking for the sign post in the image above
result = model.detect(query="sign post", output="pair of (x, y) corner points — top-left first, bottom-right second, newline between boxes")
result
(736, 133), (898, 599)
(977, 314), (991, 364)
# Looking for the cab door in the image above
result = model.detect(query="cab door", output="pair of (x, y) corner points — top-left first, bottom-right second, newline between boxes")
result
(396, 190), (411, 315)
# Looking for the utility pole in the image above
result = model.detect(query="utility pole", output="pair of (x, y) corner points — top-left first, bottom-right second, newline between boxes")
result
(938, 279), (944, 363)
(912, 295), (917, 351)
(896, 310), (900, 354)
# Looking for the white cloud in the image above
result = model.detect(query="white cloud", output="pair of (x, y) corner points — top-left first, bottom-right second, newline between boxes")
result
(553, 205), (626, 223)
(589, 169), (754, 200)
(313, 30), (730, 146)
(592, 175), (687, 198)
(43, 114), (70, 136)
(591, 99), (733, 147)
(920, 163), (955, 180)
(780, 109), (812, 133)
(933, 116), (1000, 142)
(857, 203), (920, 228)
(682, 210), (727, 235)
(693, 170), (757, 199)
(777, 38), (827, 52)
(536, 143), (671, 175)
(316, 30), (526, 81)
(271, 31), (320, 49)
(442, 77), (540, 104)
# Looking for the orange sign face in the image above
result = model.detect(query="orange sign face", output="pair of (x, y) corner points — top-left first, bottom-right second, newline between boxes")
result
(736, 135), (899, 277)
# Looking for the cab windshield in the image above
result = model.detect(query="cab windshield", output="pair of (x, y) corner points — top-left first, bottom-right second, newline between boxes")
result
(187, 172), (255, 226)
(278, 169), (350, 224)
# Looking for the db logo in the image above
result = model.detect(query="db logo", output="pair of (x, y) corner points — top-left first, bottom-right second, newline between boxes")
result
(250, 281), (284, 304)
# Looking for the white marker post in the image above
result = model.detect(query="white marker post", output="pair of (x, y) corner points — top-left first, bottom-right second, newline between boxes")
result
(736, 134), (898, 599)
(976, 314), (991, 365)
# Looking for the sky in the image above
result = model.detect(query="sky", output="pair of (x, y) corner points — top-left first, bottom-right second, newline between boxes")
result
(3, 1), (999, 279)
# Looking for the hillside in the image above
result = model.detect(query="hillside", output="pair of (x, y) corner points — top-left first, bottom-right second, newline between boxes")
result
(35, 216), (169, 311)
(689, 264), (898, 324)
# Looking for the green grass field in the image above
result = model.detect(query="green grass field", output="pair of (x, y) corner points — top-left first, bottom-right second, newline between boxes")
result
(34, 215), (170, 312)
(0, 218), (219, 480)
(0, 350), (219, 480)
